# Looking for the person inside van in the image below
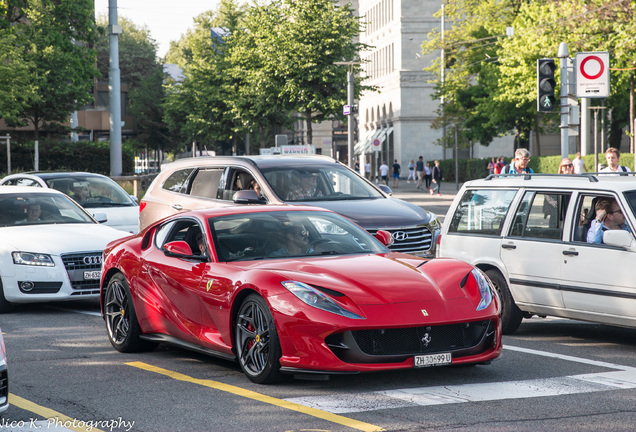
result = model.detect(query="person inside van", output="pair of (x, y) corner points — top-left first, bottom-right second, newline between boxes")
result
(587, 197), (631, 244)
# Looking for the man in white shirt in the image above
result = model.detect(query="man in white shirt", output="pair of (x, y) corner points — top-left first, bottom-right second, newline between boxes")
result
(378, 161), (389, 185)
(572, 152), (587, 174)
(600, 147), (630, 175)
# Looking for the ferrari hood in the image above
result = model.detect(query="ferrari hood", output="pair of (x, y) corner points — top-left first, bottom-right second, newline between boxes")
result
(2, 224), (131, 255)
(249, 254), (473, 305)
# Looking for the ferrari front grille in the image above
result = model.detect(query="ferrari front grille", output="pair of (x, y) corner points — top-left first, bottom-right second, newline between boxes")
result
(326, 320), (495, 364)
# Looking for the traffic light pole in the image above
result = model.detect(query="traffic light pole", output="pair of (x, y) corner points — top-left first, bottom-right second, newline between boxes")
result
(558, 42), (569, 160)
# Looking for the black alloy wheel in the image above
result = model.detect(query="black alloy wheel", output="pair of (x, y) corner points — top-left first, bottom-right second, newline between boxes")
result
(235, 294), (283, 384)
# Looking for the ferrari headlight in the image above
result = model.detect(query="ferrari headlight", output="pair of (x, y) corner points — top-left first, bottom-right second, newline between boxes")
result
(281, 280), (364, 319)
(472, 268), (494, 311)
(12, 251), (55, 267)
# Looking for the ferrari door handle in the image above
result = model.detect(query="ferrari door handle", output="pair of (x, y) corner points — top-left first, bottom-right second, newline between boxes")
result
(171, 204), (183, 210)
(562, 250), (579, 256)
(501, 244), (516, 250)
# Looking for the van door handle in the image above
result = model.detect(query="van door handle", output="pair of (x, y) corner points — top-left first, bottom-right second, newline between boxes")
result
(562, 250), (579, 256)
(501, 244), (516, 250)
(172, 204), (183, 211)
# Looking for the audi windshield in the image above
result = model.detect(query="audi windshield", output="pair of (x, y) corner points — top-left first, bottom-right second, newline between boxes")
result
(0, 192), (96, 227)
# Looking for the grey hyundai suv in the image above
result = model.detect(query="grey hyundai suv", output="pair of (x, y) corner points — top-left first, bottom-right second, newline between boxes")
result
(140, 155), (440, 256)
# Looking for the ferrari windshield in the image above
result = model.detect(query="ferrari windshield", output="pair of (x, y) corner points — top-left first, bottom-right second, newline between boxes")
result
(210, 210), (389, 261)
(259, 164), (384, 202)
(0, 192), (95, 227)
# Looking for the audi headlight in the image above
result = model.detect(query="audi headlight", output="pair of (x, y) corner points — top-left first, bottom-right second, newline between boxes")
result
(12, 251), (55, 267)
(472, 268), (494, 311)
(281, 281), (364, 319)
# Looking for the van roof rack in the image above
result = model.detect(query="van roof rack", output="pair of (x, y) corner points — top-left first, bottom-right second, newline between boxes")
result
(485, 173), (601, 182)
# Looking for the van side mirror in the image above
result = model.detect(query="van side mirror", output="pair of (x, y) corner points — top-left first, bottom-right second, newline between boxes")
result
(233, 190), (265, 204)
(603, 230), (634, 249)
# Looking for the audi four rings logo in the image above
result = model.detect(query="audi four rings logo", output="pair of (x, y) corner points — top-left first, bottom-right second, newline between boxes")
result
(83, 256), (102, 265)
(392, 231), (407, 241)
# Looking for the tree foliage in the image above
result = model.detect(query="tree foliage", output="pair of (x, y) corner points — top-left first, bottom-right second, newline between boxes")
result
(163, 0), (372, 152)
(3, 0), (99, 141)
(423, 0), (636, 151)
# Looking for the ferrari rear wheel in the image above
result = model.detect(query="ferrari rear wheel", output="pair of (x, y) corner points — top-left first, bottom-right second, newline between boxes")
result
(235, 294), (283, 384)
(485, 269), (523, 335)
(104, 273), (157, 353)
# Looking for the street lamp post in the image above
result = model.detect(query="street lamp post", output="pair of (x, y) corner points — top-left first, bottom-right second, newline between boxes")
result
(334, 61), (359, 169)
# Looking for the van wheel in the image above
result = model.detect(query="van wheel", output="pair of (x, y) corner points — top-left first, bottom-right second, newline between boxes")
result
(485, 269), (522, 334)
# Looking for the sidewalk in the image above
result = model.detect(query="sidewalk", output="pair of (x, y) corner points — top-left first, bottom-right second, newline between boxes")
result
(369, 178), (462, 222)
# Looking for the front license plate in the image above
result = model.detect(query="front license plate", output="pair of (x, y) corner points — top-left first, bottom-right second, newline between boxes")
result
(414, 352), (452, 368)
(83, 271), (101, 280)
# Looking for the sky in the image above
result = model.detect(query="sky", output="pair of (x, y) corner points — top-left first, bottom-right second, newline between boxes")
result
(94, 0), (222, 58)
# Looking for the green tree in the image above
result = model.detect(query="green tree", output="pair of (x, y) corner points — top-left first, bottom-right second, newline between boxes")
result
(257, 0), (370, 145)
(0, 30), (31, 124)
(5, 0), (98, 142)
(423, 0), (636, 152)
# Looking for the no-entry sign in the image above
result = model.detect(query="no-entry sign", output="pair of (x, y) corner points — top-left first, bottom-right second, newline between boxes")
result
(575, 52), (610, 98)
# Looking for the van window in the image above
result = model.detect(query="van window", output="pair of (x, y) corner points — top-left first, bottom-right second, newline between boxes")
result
(510, 192), (570, 240)
(448, 189), (517, 235)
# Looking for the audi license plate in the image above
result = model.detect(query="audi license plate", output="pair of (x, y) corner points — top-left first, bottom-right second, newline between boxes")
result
(84, 271), (101, 280)
(414, 352), (452, 368)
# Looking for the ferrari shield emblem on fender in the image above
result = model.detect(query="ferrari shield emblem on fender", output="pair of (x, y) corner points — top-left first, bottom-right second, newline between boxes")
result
(421, 309), (429, 316)
(206, 279), (214, 292)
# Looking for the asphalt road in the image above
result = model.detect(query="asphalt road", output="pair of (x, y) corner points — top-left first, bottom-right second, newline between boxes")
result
(2, 183), (636, 432)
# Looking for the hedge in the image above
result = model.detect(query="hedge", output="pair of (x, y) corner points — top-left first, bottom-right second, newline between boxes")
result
(0, 140), (134, 176)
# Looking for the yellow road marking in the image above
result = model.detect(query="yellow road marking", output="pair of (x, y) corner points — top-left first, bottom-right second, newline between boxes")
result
(9, 393), (105, 432)
(126, 362), (384, 432)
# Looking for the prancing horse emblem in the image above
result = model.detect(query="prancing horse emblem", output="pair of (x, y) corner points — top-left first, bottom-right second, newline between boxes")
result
(421, 333), (432, 347)
(421, 309), (428, 316)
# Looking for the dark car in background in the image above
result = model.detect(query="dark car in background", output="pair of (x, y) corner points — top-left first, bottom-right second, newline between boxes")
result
(139, 156), (440, 256)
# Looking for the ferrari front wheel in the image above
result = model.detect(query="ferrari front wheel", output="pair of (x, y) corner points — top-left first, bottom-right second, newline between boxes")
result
(235, 294), (283, 384)
(104, 273), (156, 353)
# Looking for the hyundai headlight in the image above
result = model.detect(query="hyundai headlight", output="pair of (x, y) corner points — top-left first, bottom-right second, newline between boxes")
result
(12, 251), (55, 267)
(472, 268), (494, 311)
(281, 281), (364, 319)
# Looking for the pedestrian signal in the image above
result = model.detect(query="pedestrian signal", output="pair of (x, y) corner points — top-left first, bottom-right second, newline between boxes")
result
(537, 59), (557, 112)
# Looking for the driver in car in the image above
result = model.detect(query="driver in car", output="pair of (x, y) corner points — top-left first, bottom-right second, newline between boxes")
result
(270, 223), (315, 256)
(72, 183), (91, 202)
(286, 172), (324, 200)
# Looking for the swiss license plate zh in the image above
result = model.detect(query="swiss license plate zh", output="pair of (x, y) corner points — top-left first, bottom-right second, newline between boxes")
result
(83, 270), (101, 280)
(414, 352), (452, 368)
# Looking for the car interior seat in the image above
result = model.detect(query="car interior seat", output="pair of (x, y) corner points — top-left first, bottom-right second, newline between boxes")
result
(577, 197), (598, 242)
(184, 225), (202, 255)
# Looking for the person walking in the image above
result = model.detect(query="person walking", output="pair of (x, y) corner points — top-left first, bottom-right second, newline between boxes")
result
(424, 162), (432, 189)
(415, 156), (425, 189)
(392, 159), (401, 188)
(572, 152), (587, 174)
(503, 148), (533, 174)
(407, 159), (416, 183)
(379, 161), (389, 185)
(430, 160), (443, 196)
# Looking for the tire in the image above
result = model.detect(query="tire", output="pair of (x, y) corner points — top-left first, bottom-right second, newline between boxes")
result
(104, 273), (157, 352)
(235, 294), (284, 384)
(485, 269), (523, 335)
(0, 279), (14, 313)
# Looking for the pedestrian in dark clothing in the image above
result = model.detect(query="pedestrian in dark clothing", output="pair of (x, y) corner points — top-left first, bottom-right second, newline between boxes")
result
(415, 156), (425, 189)
(430, 160), (443, 196)
(392, 159), (401, 188)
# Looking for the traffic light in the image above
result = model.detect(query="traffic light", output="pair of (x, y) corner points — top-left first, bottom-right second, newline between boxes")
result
(537, 59), (557, 112)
